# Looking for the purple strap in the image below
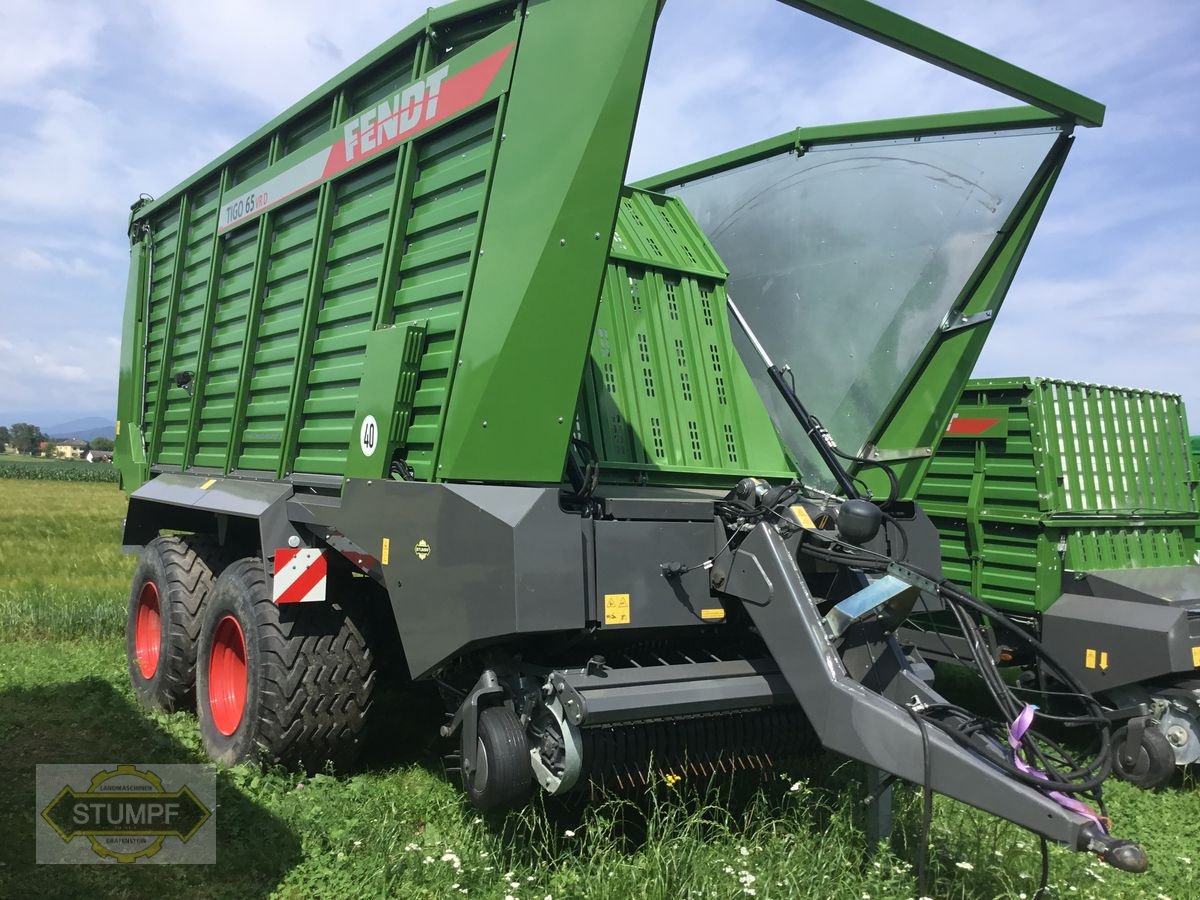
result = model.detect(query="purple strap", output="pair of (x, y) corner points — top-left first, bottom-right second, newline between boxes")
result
(1008, 704), (1107, 833)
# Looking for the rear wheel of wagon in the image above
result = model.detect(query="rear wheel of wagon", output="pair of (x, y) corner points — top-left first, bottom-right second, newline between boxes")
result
(196, 557), (376, 771)
(126, 535), (228, 712)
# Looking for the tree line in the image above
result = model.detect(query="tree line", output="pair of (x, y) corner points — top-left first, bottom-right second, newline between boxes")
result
(0, 424), (114, 455)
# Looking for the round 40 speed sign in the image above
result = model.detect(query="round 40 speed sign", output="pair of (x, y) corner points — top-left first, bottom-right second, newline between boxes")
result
(360, 415), (379, 457)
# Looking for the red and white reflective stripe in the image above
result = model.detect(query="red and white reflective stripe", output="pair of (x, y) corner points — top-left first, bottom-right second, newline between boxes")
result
(273, 548), (327, 604)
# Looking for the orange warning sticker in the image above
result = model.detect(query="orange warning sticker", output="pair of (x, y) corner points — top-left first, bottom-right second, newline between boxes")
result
(604, 593), (630, 625)
(790, 505), (816, 530)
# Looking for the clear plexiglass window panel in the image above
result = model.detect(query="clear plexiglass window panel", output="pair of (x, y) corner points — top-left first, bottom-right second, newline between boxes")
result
(667, 128), (1060, 489)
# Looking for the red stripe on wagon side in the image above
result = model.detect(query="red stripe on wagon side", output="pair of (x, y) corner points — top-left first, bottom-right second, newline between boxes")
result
(946, 416), (1002, 435)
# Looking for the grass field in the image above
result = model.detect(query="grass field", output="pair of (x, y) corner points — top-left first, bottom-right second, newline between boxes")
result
(0, 454), (119, 482)
(1, 479), (1199, 899)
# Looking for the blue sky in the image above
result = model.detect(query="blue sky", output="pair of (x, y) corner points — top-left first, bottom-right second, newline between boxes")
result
(0, 0), (1197, 428)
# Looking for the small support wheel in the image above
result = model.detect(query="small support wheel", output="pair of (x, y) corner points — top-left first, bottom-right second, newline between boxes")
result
(1111, 720), (1175, 789)
(463, 706), (532, 811)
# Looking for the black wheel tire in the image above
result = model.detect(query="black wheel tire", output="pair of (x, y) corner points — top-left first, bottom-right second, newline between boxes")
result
(1111, 723), (1176, 789)
(126, 534), (228, 712)
(195, 558), (376, 771)
(463, 705), (532, 811)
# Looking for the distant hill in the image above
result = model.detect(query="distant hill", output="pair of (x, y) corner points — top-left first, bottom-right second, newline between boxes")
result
(45, 416), (116, 441)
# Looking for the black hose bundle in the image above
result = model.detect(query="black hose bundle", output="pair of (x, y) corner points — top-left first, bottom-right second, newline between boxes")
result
(787, 523), (1111, 898)
(796, 529), (1111, 791)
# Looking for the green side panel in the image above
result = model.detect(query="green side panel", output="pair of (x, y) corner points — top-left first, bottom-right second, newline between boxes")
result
(115, 238), (150, 490)
(918, 381), (1056, 611)
(139, 205), (183, 454)
(392, 109), (501, 482)
(235, 197), (322, 472)
(191, 222), (262, 469)
(1192, 435), (1200, 531)
(575, 189), (792, 485)
(155, 179), (223, 466)
(920, 385), (1043, 523)
(436, 0), (660, 483)
(1066, 525), (1196, 572)
(919, 377), (1200, 614)
(291, 156), (398, 476)
(927, 515), (1052, 614)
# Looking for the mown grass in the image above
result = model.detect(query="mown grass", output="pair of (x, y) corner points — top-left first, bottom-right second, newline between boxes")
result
(2, 481), (1199, 899)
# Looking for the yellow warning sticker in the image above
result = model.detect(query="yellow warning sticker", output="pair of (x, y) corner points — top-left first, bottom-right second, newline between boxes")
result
(414, 539), (431, 561)
(790, 504), (816, 530)
(604, 593), (630, 625)
(1193, 646), (1200, 668)
(700, 608), (725, 621)
(1085, 648), (1097, 669)
(115, 420), (121, 436)
(1099, 651), (1109, 671)
(199, 478), (217, 490)
(381, 538), (390, 566)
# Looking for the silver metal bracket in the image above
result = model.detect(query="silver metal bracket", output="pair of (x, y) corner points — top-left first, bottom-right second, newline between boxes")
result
(859, 444), (932, 462)
(823, 574), (921, 640)
(940, 309), (994, 334)
(529, 689), (584, 796)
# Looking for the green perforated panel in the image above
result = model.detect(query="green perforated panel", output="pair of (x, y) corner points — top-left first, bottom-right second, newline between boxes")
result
(576, 189), (792, 486)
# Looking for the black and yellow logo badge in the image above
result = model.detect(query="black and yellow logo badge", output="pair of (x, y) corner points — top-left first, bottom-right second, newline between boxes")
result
(40, 765), (211, 863)
(414, 538), (431, 561)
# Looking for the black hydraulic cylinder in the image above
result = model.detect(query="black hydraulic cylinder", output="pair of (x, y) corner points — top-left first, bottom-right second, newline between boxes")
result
(727, 295), (860, 499)
(765, 364), (860, 499)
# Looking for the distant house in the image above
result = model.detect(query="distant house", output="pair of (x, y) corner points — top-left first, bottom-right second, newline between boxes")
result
(86, 449), (114, 464)
(54, 439), (89, 460)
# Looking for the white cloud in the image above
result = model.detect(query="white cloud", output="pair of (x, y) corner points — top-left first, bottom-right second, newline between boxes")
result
(979, 227), (1200, 404)
(0, 333), (118, 413)
(136, 0), (428, 113)
(6, 246), (108, 280)
(0, 1), (104, 103)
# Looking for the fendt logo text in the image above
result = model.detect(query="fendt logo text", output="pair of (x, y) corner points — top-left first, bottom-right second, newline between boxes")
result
(343, 66), (450, 164)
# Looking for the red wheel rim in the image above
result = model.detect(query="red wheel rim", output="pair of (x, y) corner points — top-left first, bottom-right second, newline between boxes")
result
(208, 615), (248, 736)
(134, 581), (161, 679)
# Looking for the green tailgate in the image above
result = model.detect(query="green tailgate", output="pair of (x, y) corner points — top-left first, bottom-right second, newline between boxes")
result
(919, 377), (1200, 612)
